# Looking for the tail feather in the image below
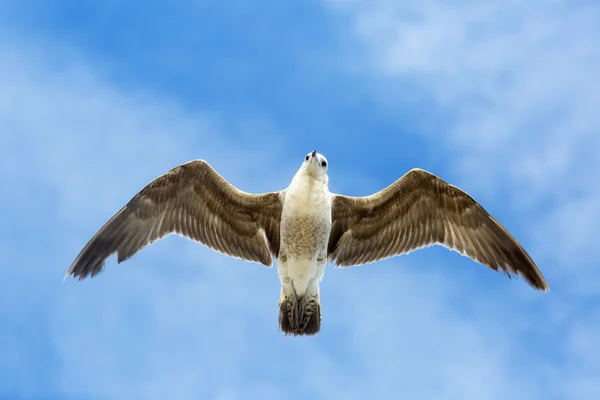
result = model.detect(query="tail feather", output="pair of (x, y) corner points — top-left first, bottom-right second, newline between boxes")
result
(279, 296), (321, 336)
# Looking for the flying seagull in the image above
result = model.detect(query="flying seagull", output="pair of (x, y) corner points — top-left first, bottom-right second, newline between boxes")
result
(66, 150), (549, 336)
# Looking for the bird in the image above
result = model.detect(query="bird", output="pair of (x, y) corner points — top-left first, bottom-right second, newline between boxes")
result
(66, 150), (549, 336)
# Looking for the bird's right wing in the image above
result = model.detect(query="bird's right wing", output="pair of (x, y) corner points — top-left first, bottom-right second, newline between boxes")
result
(328, 168), (548, 291)
(66, 160), (284, 280)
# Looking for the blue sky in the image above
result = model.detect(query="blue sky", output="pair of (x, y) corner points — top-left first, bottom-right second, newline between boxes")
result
(1, 0), (599, 398)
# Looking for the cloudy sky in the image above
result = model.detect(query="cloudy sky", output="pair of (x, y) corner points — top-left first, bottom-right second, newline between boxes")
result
(2, 1), (599, 399)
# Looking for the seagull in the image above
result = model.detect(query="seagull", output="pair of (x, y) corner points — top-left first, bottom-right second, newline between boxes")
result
(66, 150), (549, 336)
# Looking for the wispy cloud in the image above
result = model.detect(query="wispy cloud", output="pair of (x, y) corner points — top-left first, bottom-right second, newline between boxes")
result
(326, 0), (600, 287)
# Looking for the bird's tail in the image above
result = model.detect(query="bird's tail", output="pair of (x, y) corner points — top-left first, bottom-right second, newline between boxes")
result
(278, 295), (321, 336)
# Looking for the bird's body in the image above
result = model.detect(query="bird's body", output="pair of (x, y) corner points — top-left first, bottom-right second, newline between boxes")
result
(278, 166), (332, 334)
(67, 150), (549, 336)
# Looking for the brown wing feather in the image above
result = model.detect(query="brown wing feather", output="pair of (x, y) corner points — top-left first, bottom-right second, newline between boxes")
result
(66, 160), (283, 280)
(328, 168), (548, 291)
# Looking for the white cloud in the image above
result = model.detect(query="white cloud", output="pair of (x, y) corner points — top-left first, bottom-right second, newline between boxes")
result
(326, 0), (600, 286)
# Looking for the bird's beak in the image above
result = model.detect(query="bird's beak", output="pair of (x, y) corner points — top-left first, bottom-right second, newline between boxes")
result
(311, 150), (317, 158)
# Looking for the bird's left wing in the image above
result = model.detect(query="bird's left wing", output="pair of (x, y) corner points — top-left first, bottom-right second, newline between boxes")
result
(66, 160), (283, 280)
(328, 168), (548, 290)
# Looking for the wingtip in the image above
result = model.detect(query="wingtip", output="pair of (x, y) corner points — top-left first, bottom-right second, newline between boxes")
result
(535, 273), (550, 293)
(63, 263), (81, 282)
(63, 268), (73, 282)
(541, 284), (551, 293)
(530, 276), (550, 292)
(527, 277), (550, 293)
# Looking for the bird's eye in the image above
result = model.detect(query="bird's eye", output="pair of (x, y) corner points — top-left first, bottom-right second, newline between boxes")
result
(321, 161), (327, 167)
(305, 155), (310, 161)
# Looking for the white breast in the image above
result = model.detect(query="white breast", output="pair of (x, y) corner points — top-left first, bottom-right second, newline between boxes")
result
(283, 175), (330, 215)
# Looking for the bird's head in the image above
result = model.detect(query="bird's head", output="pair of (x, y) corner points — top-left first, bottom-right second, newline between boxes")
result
(297, 149), (329, 184)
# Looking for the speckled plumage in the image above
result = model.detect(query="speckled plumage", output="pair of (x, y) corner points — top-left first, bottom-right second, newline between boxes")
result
(281, 215), (329, 260)
(66, 150), (548, 337)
